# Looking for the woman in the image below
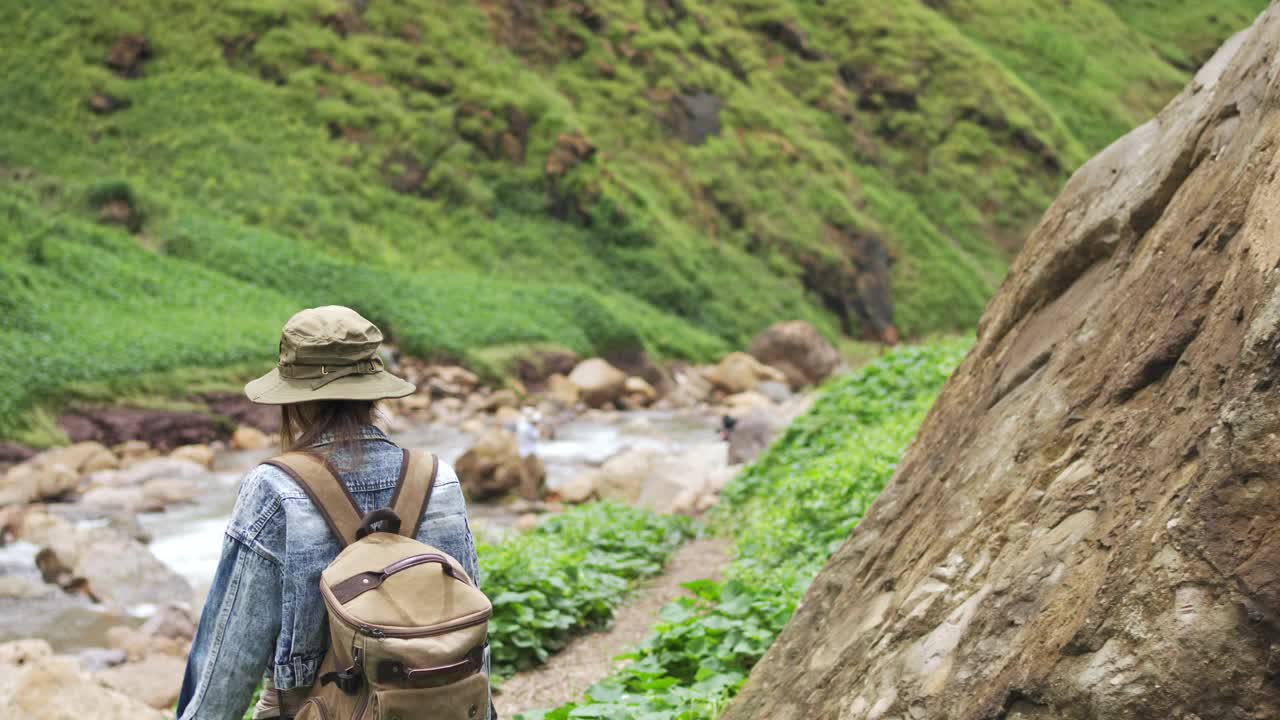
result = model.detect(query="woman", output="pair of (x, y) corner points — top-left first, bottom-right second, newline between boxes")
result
(176, 306), (488, 719)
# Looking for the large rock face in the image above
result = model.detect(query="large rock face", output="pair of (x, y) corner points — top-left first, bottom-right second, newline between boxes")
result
(725, 10), (1280, 720)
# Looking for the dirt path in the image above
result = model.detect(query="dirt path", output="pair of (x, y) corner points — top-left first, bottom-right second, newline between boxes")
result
(496, 536), (733, 717)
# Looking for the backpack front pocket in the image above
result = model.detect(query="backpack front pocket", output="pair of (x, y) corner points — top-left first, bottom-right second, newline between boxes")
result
(371, 672), (488, 720)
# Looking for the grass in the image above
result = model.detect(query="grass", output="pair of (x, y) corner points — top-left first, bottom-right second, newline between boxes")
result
(0, 0), (1263, 440)
(521, 338), (972, 718)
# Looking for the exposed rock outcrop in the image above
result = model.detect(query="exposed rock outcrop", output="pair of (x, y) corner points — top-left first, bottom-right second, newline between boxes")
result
(726, 11), (1280, 720)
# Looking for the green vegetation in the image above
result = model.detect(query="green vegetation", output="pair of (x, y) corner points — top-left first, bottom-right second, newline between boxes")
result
(481, 503), (694, 678)
(522, 338), (971, 718)
(0, 1), (1262, 439)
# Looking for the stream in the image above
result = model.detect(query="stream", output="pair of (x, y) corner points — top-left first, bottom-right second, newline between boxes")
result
(0, 408), (724, 652)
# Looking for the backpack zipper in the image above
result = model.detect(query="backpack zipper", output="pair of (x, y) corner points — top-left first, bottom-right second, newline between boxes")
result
(300, 699), (330, 720)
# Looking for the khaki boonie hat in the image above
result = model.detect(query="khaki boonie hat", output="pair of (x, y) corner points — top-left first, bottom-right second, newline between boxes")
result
(244, 306), (416, 405)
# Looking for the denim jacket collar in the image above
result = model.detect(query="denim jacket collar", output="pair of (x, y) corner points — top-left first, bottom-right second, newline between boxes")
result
(306, 424), (393, 448)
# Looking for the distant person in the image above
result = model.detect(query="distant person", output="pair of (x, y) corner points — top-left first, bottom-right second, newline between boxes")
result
(176, 306), (492, 720)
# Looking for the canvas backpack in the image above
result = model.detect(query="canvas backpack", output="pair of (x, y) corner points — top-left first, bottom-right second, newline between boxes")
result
(265, 449), (493, 720)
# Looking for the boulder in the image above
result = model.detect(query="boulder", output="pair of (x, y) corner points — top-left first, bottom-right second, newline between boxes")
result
(624, 376), (658, 404)
(112, 440), (153, 465)
(140, 603), (196, 641)
(594, 448), (662, 505)
(77, 647), (127, 673)
(545, 373), (581, 408)
(0, 639), (168, 720)
(723, 390), (776, 417)
(105, 626), (188, 662)
(480, 388), (521, 412)
(168, 444), (214, 469)
(95, 652), (186, 709)
(33, 523), (192, 610)
(597, 444), (728, 514)
(703, 352), (787, 394)
(231, 425), (270, 450)
(558, 471), (598, 504)
(51, 442), (119, 473)
(724, 14), (1280, 720)
(454, 430), (545, 501)
(87, 456), (207, 488)
(659, 366), (714, 408)
(567, 358), (628, 408)
(747, 320), (842, 388)
(79, 485), (146, 513)
(0, 456), (78, 506)
(514, 513), (540, 533)
(756, 380), (793, 404)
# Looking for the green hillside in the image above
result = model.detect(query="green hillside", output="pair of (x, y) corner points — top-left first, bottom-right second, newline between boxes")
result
(0, 0), (1265, 438)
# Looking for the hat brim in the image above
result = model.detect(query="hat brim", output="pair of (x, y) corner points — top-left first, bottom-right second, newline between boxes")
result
(244, 367), (417, 405)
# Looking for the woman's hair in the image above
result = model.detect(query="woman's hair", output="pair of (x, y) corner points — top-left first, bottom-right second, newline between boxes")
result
(280, 400), (378, 465)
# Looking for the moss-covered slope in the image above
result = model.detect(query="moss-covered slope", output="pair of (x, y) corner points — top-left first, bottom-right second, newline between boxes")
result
(0, 0), (1264, 435)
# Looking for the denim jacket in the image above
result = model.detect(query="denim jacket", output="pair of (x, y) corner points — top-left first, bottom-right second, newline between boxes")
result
(176, 426), (485, 719)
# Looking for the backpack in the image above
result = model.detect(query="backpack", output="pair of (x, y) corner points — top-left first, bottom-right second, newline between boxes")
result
(265, 449), (493, 720)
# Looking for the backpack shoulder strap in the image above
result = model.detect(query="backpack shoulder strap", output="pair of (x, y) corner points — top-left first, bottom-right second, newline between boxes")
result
(264, 452), (363, 547)
(390, 449), (439, 539)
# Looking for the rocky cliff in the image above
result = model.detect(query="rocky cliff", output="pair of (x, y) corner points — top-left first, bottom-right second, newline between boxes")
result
(723, 5), (1280, 719)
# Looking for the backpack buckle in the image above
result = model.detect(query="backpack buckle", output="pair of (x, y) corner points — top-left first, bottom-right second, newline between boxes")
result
(320, 667), (363, 695)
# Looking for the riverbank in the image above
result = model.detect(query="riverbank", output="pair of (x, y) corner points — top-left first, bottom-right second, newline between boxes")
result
(0, 322), (839, 716)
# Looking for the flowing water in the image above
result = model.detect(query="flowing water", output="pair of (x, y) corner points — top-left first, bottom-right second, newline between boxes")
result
(0, 408), (723, 652)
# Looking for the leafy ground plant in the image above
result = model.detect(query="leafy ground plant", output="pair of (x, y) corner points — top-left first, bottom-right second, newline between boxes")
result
(481, 502), (695, 678)
(235, 502), (691, 719)
(522, 338), (970, 719)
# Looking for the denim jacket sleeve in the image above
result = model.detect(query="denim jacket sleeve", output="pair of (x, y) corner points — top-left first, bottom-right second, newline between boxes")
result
(176, 532), (282, 720)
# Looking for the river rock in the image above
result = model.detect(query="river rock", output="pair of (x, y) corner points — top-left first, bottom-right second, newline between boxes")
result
(659, 366), (714, 408)
(454, 430), (545, 501)
(77, 647), (127, 672)
(704, 352), (787, 394)
(514, 513), (540, 533)
(79, 485), (146, 513)
(723, 390), (775, 416)
(51, 441), (120, 474)
(0, 574), (58, 600)
(112, 440), (153, 466)
(747, 320), (842, 388)
(558, 471), (598, 504)
(723, 14), (1280, 720)
(231, 425), (270, 450)
(0, 639), (168, 720)
(545, 373), (581, 408)
(140, 603), (196, 641)
(105, 625), (188, 662)
(594, 448), (661, 505)
(168, 443), (214, 469)
(624, 376), (658, 403)
(87, 456), (208, 488)
(0, 456), (78, 506)
(34, 522), (192, 610)
(756, 380), (793, 404)
(96, 652), (187, 709)
(481, 388), (521, 412)
(568, 358), (628, 408)
(597, 444), (728, 514)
